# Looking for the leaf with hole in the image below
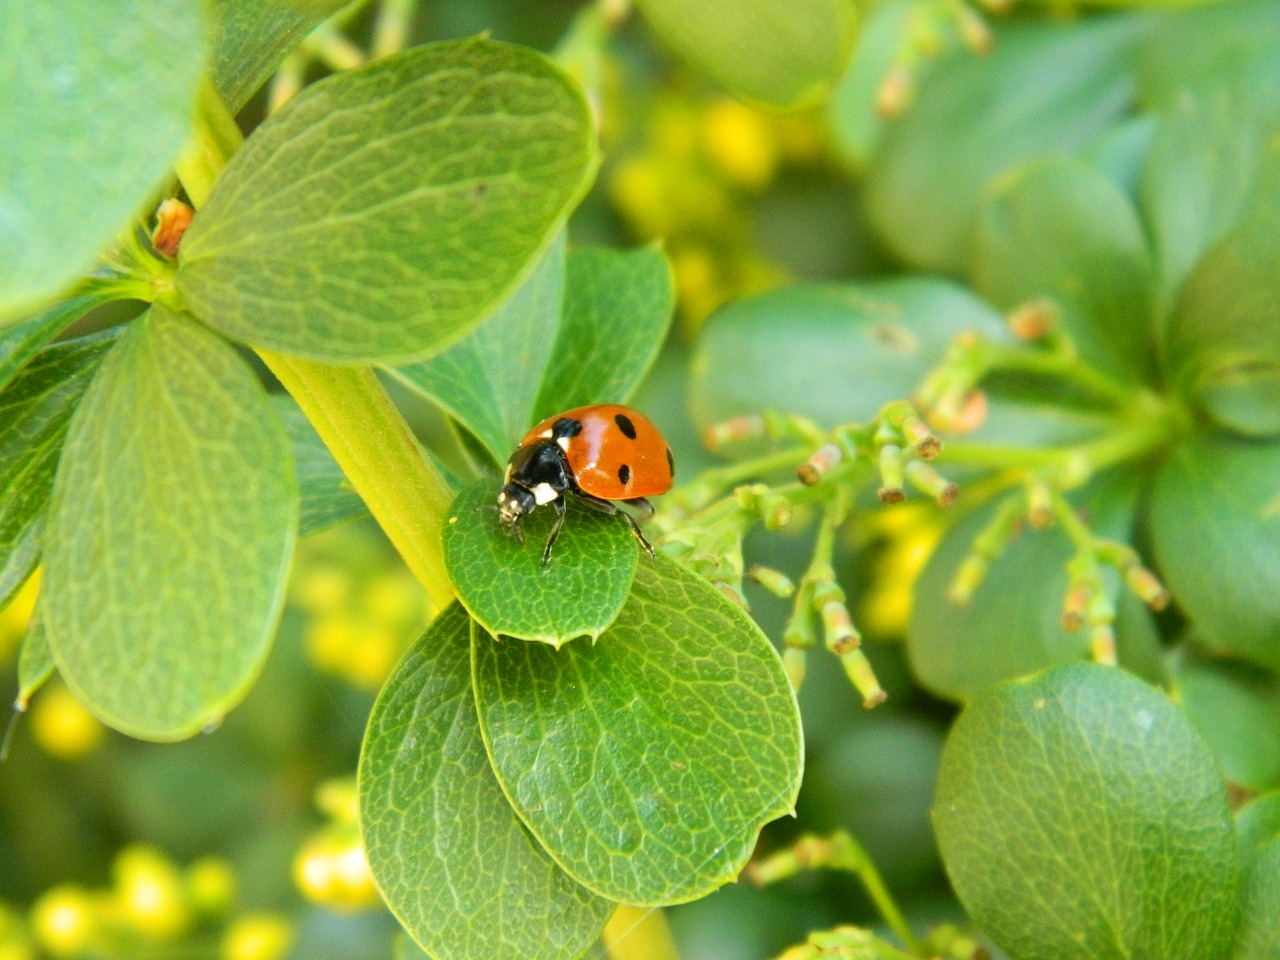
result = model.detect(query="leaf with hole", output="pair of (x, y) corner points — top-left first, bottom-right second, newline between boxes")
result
(42, 306), (296, 740)
(0, 0), (205, 318)
(934, 663), (1239, 960)
(178, 37), (598, 363)
(443, 480), (638, 646)
(471, 556), (803, 905)
(359, 604), (613, 960)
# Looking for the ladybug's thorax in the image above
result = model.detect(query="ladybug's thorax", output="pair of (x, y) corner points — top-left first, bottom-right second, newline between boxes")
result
(497, 441), (572, 525)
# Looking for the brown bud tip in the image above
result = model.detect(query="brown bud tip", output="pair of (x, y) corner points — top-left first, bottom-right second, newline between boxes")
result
(915, 434), (943, 460)
(877, 486), (907, 504)
(1060, 610), (1084, 631)
(831, 634), (861, 656)
(937, 483), (960, 508)
(1008, 298), (1058, 340)
(862, 690), (889, 709)
(796, 463), (820, 485)
(875, 65), (914, 118)
(951, 390), (988, 435)
(152, 198), (194, 258)
(1027, 505), (1055, 530)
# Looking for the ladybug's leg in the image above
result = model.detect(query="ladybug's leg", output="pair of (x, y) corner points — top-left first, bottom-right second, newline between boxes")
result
(626, 497), (655, 523)
(541, 496), (567, 567)
(575, 494), (656, 558)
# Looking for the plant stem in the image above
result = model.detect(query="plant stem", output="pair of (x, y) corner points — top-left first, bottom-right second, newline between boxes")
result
(261, 355), (455, 609)
(601, 906), (681, 960)
(981, 343), (1137, 411)
(175, 82), (457, 609)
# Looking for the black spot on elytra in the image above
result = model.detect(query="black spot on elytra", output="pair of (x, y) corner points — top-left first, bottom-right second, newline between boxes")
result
(618, 464), (632, 485)
(614, 413), (637, 439)
(552, 417), (583, 439)
(666, 447), (675, 478)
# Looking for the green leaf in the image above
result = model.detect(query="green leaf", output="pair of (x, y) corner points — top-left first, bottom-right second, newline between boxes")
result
(442, 480), (638, 646)
(907, 470), (1143, 702)
(1176, 649), (1280, 792)
(471, 556), (803, 905)
(974, 157), (1157, 384)
(1237, 838), (1280, 960)
(1140, 53), (1280, 310)
(0, 328), (121, 611)
(43, 306), (296, 740)
(1238, 793), (1280, 861)
(689, 279), (1007, 433)
(16, 610), (54, 710)
(1081, 114), (1157, 200)
(0, 0), (205, 318)
(358, 604), (613, 960)
(634, 0), (857, 110)
(0, 290), (117, 393)
(531, 246), (675, 423)
(178, 37), (598, 364)
(210, 0), (337, 112)
(934, 663), (1239, 960)
(1150, 433), (1280, 671)
(392, 235), (566, 465)
(269, 394), (368, 537)
(1165, 208), (1280, 438)
(866, 16), (1145, 273)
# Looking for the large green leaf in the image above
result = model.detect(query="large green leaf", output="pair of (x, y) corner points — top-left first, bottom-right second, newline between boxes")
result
(1238, 793), (1280, 861)
(0, 0), (205, 318)
(1175, 649), (1280, 792)
(634, 0), (856, 110)
(974, 157), (1156, 384)
(269, 394), (368, 537)
(358, 604), (613, 960)
(392, 235), (566, 465)
(934, 663), (1239, 960)
(211, 0), (347, 112)
(16, 610), (54, 709)
(866, 16), (1145, 273)
(471, 556), (803, 905)
(42, 306), (296, 740)
(178, 37), (598, 364)
(907, 470), (1144, 702)
(1140, 52), (1280, 310)
(0, 328), (121, 611)
(689, 278), (1006, 432)
(442, 480), (638, 646)
(1237, 838), (1280, 960)
(1164, 208), (1280, 438)
(1150, 434), (1280, 671)
(531, 246), (674, 423)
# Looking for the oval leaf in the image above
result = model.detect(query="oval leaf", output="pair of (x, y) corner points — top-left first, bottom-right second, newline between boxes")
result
(1238, 838), (1280, 960)
(17, 609), (54, 710)
(531, 246), (675, 423)
(0, 328), (121, 610)
(866, 16), (1144, 273)
(974, 157), (1157, 384)
(0, 290), (119, 394)
(1175, 648), (1280, 792)
(0, 0), (205, 317)
(392, 234), (566, 464)
(1150, 433), (1280, 671)
(211, 0), (343, 111)
(43, 306), (296, 740)
(690, 278), (1007, 433)
(443, 480), (638, 646)
(471, 556), (803, 905)
(270, 394), (369, 537)
(178, 37), (598, 363)
(634, 0), (857, 110)
(358, 604), (613, 960)
(934, 663), (1239, 960)
(1238, 793), (1280, 861)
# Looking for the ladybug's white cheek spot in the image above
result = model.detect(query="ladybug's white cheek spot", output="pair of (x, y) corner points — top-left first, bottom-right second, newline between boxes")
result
(531, 482), (559, 505)
(539, 428), (554, 439)
(556, 436), (572, 452)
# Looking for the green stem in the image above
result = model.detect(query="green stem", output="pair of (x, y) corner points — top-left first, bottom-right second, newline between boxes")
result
(980, 343), (1137, 411)
(174, 80), (457, 610)
(832, 834), (923, 956)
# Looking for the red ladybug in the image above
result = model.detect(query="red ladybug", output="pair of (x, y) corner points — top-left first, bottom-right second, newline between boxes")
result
(497, 404), (675, 564)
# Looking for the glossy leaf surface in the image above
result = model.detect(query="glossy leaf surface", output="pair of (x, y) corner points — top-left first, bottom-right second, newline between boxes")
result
(472, 557), (803, 905)
(935, 664), (1239, 960)
(42, 306), (296, 740)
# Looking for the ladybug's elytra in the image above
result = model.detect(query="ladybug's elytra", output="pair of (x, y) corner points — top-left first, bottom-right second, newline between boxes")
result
(496, 404), (675, 565)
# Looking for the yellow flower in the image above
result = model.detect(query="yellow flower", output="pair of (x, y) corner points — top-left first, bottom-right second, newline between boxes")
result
(0, 571), (40, 665)
(221, 913), (293, 960)
(186, 856), (237, 918)
(701, 99), (779, 191)
(30, 686), (103, 760)
(112, 845), (189, 939)
(293, 829), (380, 911)
(30, 887), (97, 957)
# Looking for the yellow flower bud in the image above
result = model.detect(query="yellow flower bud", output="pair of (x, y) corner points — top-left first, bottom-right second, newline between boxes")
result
(221, 913), (293, 960)
(186, 856), (237, 917)
(31, 886), (97, 957)
(701, 100), (778, 190)
(30, 686), (103, 760)
(113, 845), (188, 939)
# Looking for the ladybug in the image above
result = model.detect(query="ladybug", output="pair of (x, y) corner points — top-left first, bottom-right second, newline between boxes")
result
(497, 404), (675, 565)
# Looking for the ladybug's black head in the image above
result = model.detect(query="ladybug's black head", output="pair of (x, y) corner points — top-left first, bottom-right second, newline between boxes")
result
(496, 482), (536, 528)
